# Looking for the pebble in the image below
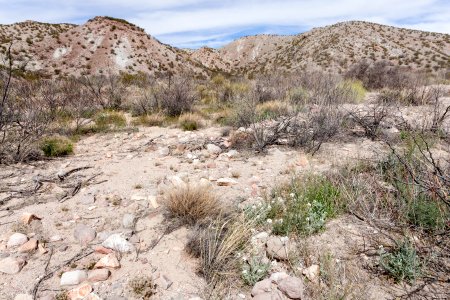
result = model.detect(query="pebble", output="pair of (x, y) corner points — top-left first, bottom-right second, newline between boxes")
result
(303, 264), (320, 282)
(73, 224), (96, 246)
(0, 257), (26, 274)
(94, 253), (121, 269)
(122, 213), (136, 229)
(60, 270), (88, 286)
(20, 213), (41, 225)
(88, 269), (111, 282)
(102, 234), (134, 253)
(206, 144), (221, 155)
(7, 233), (28, 248)
(18, 238), (38, 253)
(217, 177), (238, 186)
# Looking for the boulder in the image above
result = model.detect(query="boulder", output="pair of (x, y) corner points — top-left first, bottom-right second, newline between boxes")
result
(303, 264), (320, 282)
(251, 279), (272, 296)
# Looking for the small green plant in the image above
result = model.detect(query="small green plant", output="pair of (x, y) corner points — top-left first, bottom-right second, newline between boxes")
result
(379, 240), (422, 283)
(408, 198), (445, 231)
(40, 136), (74, 157)
(241, 256), (271, 285)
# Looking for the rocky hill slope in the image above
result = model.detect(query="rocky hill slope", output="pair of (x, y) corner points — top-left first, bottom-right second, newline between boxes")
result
(1, 18), (449, 77)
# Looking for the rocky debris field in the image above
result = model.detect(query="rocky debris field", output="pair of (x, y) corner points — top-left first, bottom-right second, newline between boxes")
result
(0, 121), (447, 299)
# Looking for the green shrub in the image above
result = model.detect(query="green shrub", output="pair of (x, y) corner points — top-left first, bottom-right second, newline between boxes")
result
(41, 136), (74, 157)
(408, 198), (445, 231)
(379, 240), (422, 283)
(341, 79), (367, 103)
(245, 175), (341, 236)
(241, 256), (271, 286)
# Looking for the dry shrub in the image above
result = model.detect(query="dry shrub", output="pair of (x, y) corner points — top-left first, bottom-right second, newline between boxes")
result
(228, 130), (255, 149)
(347, 103), (391, 140)
(155, 76), (196, 117)
(163, 184), (224, 226)
(128, 275), (155, 299)
(256, 100), (292, 119)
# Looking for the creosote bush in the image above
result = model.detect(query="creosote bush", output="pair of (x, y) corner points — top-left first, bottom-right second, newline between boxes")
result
(40, 136), (74, 157)
(164, 184), (224, 226)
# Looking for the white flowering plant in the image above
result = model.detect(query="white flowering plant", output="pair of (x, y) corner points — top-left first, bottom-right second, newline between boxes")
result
(241, 256), (271, 285)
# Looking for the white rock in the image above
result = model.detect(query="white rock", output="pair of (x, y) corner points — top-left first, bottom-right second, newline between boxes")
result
(102, 234), (134, 253)
(217, 178), (238, 186)
(122, 214), (136, 229)
(303, 264), (320, 282)
(269, 272), (289, 284)
(206, 144), (221, 155)
(169, 176), (187, 188)
(7, 233), (28, 248)
(158, 147), (170, 157)
(60, 270), (87, 286)
(0, 257), (26, 274)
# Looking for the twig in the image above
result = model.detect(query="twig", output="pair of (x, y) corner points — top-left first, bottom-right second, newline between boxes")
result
(31, 248), (93, 300)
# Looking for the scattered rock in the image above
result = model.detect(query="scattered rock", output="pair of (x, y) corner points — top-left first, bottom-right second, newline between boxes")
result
(20, 213), (41, 225)
(303, 264), (320, 282)
(94, 253), (121, 269)
(277, 276), (304, 299)
(88, 269), (110, 282)
(83, 293), (101, 300)
(73, 224), (96, 246)
(122, 213), (136, 229)
(217, 177), (238, 186)
(169, 175), (187, 188)
(50, 235), (63, 242)
(18, 238), (38, 253)
(7, 233), (28, 248)
(66, 282), (92, 299)
(266, 236), (294, 261)
(0, 257), (26, 274)
(60, 270), (88, 286)
(148, 195), (159, 208)
(102, 234), (134, 253)
(253, 232), (269, 243)
(206, 144), (221, 155)
(251, 279), (272, 296)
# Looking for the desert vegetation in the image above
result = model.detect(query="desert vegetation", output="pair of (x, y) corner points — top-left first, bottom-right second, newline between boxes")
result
(0, 36), (449, 299)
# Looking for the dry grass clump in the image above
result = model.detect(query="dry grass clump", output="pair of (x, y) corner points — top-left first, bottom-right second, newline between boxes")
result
(256, 100), (292, 119)
(132, 113), (165, 127)
(128, 275), (155, 299)
(186, 215), (253, 286)
(178, 112), (204, 131)
(163, 184), (224, 226)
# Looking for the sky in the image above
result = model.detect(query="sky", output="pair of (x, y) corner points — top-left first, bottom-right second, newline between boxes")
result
(0, 0), (449, 48)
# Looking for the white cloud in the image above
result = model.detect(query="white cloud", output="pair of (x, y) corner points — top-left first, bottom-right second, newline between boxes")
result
(0, 0), (448, 48)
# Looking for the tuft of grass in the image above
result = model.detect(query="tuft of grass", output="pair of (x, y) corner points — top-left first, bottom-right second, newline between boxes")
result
(40, 136), (74, 157)
(164, 184), (224, 226)
(128, 275), (155, 299)
(256, 100), (291, 120)
(178, 113), (204, 131)
(408, 198), (445, 231)
(379, 240), (422, 283)
(186, 215), (254, 285)
(341, 79), (367, 103)
(132, 113), (165, 127)
(94, 111), (126, 131)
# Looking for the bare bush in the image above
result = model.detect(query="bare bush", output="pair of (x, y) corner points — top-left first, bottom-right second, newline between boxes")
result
(154, 76), (196, 117)
(347, 103), (391, 140)
(79, 73), (125, 109)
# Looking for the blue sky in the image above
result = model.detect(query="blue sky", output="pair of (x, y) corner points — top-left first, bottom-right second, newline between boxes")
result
(0, 0), (449, 48)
